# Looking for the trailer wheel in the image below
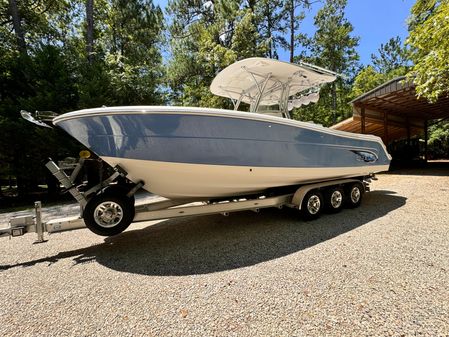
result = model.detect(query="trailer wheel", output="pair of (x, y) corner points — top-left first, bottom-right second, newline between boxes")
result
(83, 194), (135, 236)
(324, 186), (345, 213)
(301, 190), (323, 220)
(346, 182), (364, 208)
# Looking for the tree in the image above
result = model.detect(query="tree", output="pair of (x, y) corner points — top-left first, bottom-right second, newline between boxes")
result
(406, 0), (449, 158)
(102, 0), (165, 105)
(351, 36), (410, 99)
(255, 0), (285, 59)
(166, 0), (229, 106)
(303, 0), (359, 75)
(166, 0), (267, 107)
(86, 0), (94, 64)
(406, 0), (449, 102)
(295, 0), (359, 125)
(351, 66), (385, 99)
(371, 36), (410, 74)
(0, 0), (165, 200)
(280, 0), (310, 62)
(0, 44), (81, 197)
(7, 0), (27, 55)
(428, 121), (449, 158)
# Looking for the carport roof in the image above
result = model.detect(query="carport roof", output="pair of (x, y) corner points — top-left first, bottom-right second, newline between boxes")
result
(332, 76), (449, 143)
(350, 76), (449, 120)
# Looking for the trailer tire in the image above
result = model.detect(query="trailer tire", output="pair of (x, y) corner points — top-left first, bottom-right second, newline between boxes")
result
(301, 190), (323, 220)
(83, 194), (135, 236)
(324, 186), (345, 213)
(346, 182), (364, 208)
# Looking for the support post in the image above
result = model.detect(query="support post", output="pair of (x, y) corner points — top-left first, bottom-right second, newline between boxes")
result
(34, 201), (44, 243)
(406, 118), (411, 146)
(361, 106), (366, 134)
(424, 120), (428, 162)
(384, 111), (388, 145)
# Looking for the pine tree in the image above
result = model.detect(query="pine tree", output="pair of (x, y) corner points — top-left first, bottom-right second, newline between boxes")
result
(295, 0), (359, 125)
(281, 0), (310, 62)
(371, 36), (410, 74)
(166, 0), (267, 107)
(255, 0), (285, 59)
(351, 36), (410, 99)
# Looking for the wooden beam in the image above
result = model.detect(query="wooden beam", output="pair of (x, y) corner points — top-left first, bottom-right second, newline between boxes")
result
(353, 115), (420, 129)
(361, 106), (366, 134)
(384, 111), (389, 144)
(355, 104), (439, 127)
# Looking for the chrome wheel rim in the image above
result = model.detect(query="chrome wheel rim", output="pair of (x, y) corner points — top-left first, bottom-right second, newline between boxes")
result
(307, 195), (321, 215)
(94, 201), (124, 228)
(330, 190), (343, 209)
(351, 187), (361, 204)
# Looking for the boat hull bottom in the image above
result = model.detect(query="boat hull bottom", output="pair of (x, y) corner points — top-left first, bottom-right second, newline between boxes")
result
(101, 157), (389, 199)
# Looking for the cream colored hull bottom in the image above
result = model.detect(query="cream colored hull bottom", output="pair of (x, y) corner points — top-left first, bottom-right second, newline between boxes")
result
(102, 157), (389, 199)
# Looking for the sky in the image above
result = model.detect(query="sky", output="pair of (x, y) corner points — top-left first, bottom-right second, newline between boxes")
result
(154, 0), (414, 65)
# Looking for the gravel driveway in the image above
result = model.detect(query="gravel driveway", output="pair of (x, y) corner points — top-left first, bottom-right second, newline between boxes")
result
(1, 166), (448, 336)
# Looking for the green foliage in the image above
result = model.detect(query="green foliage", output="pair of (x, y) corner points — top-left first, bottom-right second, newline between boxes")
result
(351, 35), (410, 102)
(406, 0), (449, 103)
(0, 0), (165, 197)
(428, 121), (449, 158)
(279, 0), (310, 62)
(350, 65), (410, 100)
(255, 0), (286, 59)
(166, 0), (267, 108)
(351, 66), (385, 98)
(294, 0), (359, 125)
(302, 0), (359, 75)
(371, 36), (411, 74)
(102, 0), (165, 104)
(0, 45), (81, 195)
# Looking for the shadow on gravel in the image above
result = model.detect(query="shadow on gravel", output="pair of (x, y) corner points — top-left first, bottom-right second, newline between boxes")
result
(0, 190), (406, 275)
(388, 161), (449, 176)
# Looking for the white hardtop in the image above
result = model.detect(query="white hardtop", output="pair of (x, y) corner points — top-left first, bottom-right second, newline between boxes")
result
(210, 57), (336, 107)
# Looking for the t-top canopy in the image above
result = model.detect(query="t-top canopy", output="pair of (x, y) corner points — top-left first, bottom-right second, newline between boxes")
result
(210, 57), (337, 107)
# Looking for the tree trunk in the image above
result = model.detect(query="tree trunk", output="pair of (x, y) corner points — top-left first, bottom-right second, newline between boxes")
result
(8, 0), (27, 55)
(86, 0), (94, 64)
(247, 0), (256, 12)
(331, 81), (337, 124)
(289, 0), (294, 63)
(266, 3), (272, 59)
(16, 175), (25, 198)
(45, 171), (59, 198)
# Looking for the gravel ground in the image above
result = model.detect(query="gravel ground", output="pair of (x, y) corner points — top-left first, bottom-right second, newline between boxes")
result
(1, 166), (448, 337)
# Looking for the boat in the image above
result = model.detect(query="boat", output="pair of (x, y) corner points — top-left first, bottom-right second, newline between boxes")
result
(52, 58), (391, 200)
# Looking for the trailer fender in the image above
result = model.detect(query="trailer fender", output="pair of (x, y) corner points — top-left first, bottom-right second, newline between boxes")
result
(291, 178), (362, 209)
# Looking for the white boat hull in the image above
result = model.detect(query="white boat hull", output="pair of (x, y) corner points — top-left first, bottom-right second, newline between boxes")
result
(102, 156), (389, 199)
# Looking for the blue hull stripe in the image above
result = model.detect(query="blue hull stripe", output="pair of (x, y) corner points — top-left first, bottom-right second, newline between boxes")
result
(57, 113), (390, 168)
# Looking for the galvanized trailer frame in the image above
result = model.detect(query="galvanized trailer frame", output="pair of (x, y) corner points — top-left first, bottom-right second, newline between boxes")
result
(0, 158), (372, 243)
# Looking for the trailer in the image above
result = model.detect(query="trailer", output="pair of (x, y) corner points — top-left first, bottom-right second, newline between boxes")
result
(0, 158), (373, 243)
